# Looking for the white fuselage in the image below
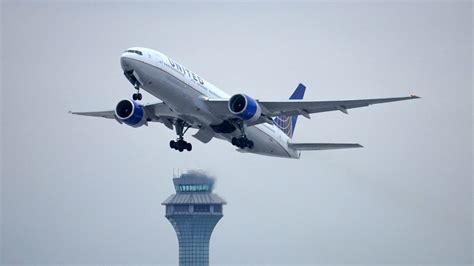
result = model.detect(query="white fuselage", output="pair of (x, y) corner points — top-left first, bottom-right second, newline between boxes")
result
(120, 47), (300, 158)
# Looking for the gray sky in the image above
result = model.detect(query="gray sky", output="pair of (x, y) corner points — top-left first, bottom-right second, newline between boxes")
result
(1, 1), (472, 265)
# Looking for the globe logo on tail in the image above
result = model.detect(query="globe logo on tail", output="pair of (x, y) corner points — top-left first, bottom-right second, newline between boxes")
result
(274, 115), (294, 138)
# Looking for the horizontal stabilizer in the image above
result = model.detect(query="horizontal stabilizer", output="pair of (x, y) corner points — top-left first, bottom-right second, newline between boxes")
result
(288, 142), (363, 151)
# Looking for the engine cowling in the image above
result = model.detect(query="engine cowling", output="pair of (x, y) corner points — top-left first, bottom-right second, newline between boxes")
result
(228, 94), (261, 123)
(115, 99), (147, 127)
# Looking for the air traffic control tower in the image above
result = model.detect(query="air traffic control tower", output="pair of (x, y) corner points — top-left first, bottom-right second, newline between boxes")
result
(162, 172), (226, 266)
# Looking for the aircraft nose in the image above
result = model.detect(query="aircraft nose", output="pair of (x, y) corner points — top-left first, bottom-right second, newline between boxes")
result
(121, 54), (134, 72)
(121, 48), (143, 71)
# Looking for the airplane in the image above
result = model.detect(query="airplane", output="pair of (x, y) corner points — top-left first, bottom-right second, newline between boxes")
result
(71, 47), (420, 159)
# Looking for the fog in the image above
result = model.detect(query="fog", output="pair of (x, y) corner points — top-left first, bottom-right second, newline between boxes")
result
(1, 2), (472, 265)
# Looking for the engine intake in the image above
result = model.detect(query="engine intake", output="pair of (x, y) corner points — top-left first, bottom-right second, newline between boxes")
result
(228, 94), (261, 123)
(115, 99), (147, 127)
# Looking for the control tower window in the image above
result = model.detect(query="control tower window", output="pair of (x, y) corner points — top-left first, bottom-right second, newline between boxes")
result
(193, 205), (210, 213)
(174, 205), (189, 212)
(177, 184), (210, 192)
(213, 205), (222, 212)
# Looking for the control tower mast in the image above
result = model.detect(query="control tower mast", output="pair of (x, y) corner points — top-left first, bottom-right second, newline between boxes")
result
(162, 172), (226, 266)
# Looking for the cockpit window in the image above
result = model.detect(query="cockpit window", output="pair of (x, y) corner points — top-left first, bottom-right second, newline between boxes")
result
(125, 49), (143, 56)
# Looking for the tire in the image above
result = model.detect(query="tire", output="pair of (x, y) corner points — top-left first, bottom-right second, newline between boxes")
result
(137, 93), (143, 100)
(248, 140), (254, 149)
(186, 143), (192, 151)
(170, 140), (176, 149)
(132, 94), (138, 100)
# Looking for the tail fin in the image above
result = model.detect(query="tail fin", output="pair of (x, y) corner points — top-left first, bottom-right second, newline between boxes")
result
(274, 83), (306, 138)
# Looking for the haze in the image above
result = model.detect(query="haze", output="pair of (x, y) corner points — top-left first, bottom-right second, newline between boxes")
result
(1, 1), (472, 265)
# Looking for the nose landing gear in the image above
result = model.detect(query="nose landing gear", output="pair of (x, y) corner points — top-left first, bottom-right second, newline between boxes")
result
(124, 70), (143, 101)
(132, 83), (142, 101)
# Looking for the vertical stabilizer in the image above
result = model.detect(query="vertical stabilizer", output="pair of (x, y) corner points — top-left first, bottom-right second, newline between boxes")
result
(273, 83), (306, 138)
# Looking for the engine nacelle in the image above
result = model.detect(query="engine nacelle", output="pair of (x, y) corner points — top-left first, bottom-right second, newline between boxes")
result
(115, 99), (147, 127)
(228, 94), (262, 123)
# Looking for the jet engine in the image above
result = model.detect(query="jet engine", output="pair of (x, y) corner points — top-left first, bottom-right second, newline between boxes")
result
(115, 99), (147, 127)
(228, 94), (262, 123)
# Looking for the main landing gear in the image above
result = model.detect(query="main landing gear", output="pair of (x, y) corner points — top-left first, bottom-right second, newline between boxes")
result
(232, 136), (254, 149)
(231, 120), (254, 149)
(170, 139), (192, 152)
(170, 120), (192, 152)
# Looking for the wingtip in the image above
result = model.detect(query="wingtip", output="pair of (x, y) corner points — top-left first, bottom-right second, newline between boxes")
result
(410, 94), (421, 99)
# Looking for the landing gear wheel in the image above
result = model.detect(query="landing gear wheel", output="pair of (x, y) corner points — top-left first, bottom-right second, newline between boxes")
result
(231, 120), (254, 149)
(231, 136), (254, 149)
(132, 81), (142, 101)
(170, 140), (176, 149)
(132, 93), (142, 101)
(170, 120), (193, 152)
(248, 140), (254, 149)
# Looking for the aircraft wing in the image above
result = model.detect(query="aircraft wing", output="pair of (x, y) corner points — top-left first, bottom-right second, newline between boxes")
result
(71, 102), (217, 143)
(69, 110), (116, 119)
(206, 95), (420, 121)
(257, 95), (420, 117)
(69, 102), (178, 129)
